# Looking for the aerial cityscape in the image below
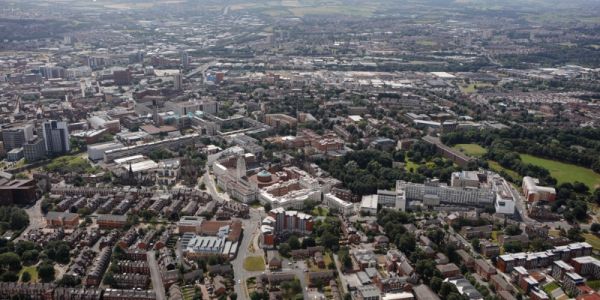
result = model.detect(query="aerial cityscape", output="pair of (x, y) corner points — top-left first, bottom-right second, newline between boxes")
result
(0, 0), (599, 299)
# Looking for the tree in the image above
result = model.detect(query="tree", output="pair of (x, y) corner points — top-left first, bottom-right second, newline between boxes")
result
(320, 231), (339, 251)
(279, 243), (291, 257)
(230, 293), (237, 300)
(20, 271), (31, 282)
(288, 236), (301, 250)
(504, 225), (522, 236)
(471, 239), (481, 252)
(591, 223), (600, 233)
(0, 252), (22, 272)
(430, 276), (443, 293)
(38, 263), (55, 283)
(301, 237), (316, 248)
(1, 271), (18, 282)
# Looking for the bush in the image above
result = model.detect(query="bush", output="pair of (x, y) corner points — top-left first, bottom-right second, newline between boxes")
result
(20, 271), (31, 282)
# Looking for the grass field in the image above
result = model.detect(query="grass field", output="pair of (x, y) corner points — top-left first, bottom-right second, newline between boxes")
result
(519, 154), (600, 189)
(405, 159), (420, 173)
(588, 279), (600, 290)
(243, 256), (265, 272)
(312, 207), (329, 217)
(459, 82), (494, 94)
(19, 265), (38, 282)
(581, 233), (600, 251)
(453, 143), (487, 158)
(542, 281), (560, 294)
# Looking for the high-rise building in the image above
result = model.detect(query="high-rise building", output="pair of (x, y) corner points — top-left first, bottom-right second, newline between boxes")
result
(2, 124), (34, 151)
(173, 73), (183, 90)
(42, 120), (70, 155)
(180, 51), (189, 68)
(23, 138), (46, 162)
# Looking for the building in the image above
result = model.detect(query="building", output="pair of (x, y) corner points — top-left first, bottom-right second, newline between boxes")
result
(97, 214), (128, 229)
(474, 259), (496, 281)
(23, 138), (47, 162)
(324, 193), (354, 216)
(377, 187), (406, 211)
(399, 179), (495, 208)
(42, 120), (70, 155)
(88, 142), (124, 161)
(265, 114), (297, 128)
(436, 263), (460, 278)
(356, 285), (380, 300)
(412, 285), (440, 300)
(0, 178), (38, 205)
(571, 256), (600, 279)
(261, 208), (313, 248)
(522, 177), (556, 202)
(46, 211), (80, 228)
(2, 124), (34, 152)
(497, 242), (593, 272)
(361, 195), (378, 215)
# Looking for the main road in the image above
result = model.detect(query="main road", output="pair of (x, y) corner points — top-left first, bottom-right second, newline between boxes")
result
(230, 208), (264, 300)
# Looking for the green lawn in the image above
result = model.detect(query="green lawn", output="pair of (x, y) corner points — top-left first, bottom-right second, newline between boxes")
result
(542, 281), (560, 294)
(19, 265), (38, 282)
(582, 233), (600, 251)
(459, 82), (494, 94)
(405, 159), (420, 173)
(312, 207), (329, 217)
(519, 154), (600, 189)
(243, 256), (265, 272)
(588, 279), (600, 290)
(453, 143), (487, 158)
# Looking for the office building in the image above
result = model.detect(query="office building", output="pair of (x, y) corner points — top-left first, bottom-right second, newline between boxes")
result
(42, 120), (70, 155)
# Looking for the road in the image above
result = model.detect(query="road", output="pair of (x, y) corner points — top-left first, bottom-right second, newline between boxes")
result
(185, 61), (216, 81)
(17, 199), (44, 241)
(147, 251), (167, 300)
(230, 208), (264, 300)
(204, 169), (224, 203)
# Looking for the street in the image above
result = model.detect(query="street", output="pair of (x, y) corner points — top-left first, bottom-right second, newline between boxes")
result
(147, 250), (167, 300)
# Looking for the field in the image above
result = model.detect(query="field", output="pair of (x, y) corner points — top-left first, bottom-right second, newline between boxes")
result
(453, 143), (487, 158)
(459, 82), (494, 94)
(19, 265), (38, 282)
(581, 233), (600, 251)
(519, 154), (600, 189)
(542, 281), (560, 294)
(588, 279), (600, 290)
(243, 256), (265, 272)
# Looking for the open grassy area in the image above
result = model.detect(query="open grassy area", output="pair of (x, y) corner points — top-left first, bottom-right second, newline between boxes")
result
(453, 143), (487, 158)
(312, 207), (329, 217)
(542, 281), (560, 294)
(588, 279), (600, 290)
(45, 155), (98, 174)
(405, 159), (420, 173)
(519, 154), (600, 189)
(243, 256), (265, 272)
(459, 82), (494, 94)
(581, 233), (600, 251)
(19, 265), (38, 282)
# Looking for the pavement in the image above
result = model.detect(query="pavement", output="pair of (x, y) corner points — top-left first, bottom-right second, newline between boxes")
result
(147, 250), (167, 300)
